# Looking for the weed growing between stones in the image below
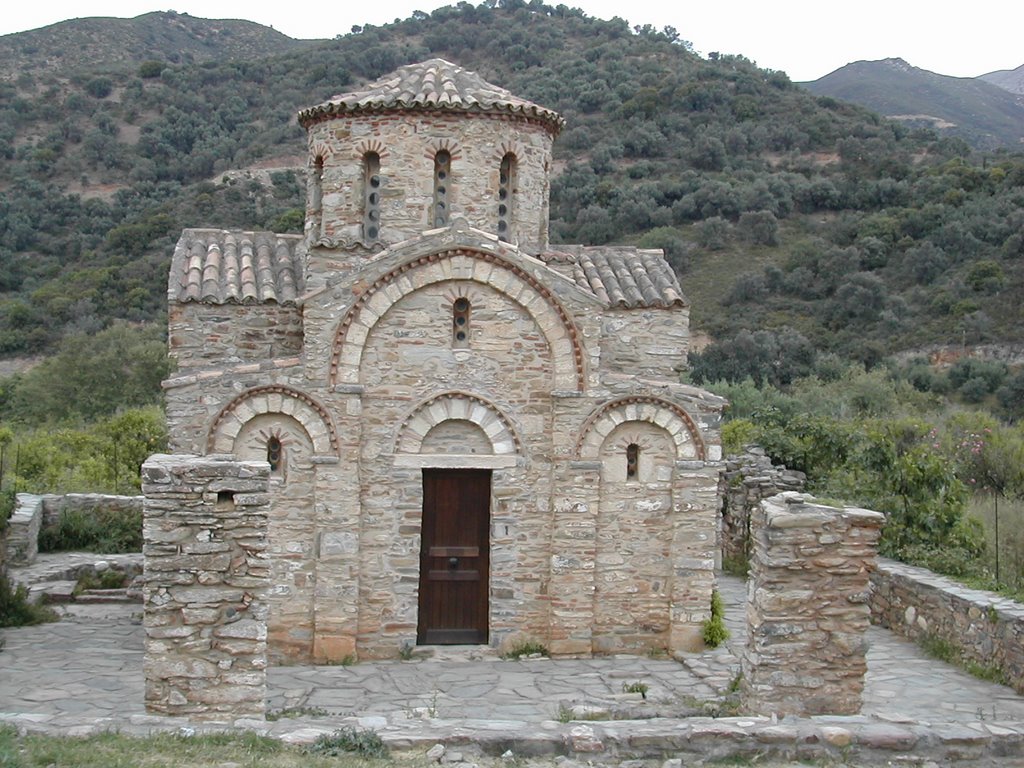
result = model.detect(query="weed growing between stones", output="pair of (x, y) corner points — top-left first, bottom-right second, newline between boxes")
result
(702, 589), (730, 647)
(307, 727), (389, 758)
(398, 641), (415, 660)
(621, 681), (649, 698)
(498, 639), (549, 660)
(266, 705), (329, 720)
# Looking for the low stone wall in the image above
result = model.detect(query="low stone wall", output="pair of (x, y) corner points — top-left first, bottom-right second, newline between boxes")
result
(741, 492), (884, 717)
(5, 494), (42, 566)
(40, 493), (142, 531)
(4, 493), (144, 567)
(719, 448), (805, 567)
(143, 454), (270, 720)
(871, 558), (1024, 694)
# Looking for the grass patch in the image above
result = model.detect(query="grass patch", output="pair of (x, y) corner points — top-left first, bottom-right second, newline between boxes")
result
(266, 705), (329, 721)
(73, 569), (128, 594)
(919, 633), (1009, 686)
(0, 727), (394, 767)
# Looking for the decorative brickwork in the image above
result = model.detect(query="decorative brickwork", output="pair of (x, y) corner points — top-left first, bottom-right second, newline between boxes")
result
(741, 492), (884, 716)
(142, 454), (270, 719)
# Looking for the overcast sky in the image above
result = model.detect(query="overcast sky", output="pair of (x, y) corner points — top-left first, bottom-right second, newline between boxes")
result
(1, 0), (1020, 83)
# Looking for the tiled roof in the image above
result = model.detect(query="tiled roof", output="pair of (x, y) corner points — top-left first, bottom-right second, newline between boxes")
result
(169, 229), (303, 305)
(298, 58), (564, 133)
(544, 246), (687, 309)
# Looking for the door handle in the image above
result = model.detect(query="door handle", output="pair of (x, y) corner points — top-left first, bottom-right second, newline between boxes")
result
(448, 557), (458, 568)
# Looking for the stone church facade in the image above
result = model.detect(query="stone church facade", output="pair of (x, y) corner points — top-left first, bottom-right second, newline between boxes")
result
(162, 59), (725, 662)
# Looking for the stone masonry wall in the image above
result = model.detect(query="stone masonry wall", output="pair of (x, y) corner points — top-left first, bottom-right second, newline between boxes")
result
(5, 494), (42, 566)
(5, 493), (143, 566)
(741, 492), (884, 717)
(720, 448), (805, 568)
(307, 112), (554, 256)
(142, 454), (270, 720)
(871, 558), (1024, 694)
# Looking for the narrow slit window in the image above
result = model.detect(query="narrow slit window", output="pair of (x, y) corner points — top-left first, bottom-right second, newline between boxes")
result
(625, 443), (639, 480)
(498, 153), (516, 242)
(266, 436), (283, 475)
(363, 152), (381, 241)
(452, 297), (470, 348)
(433, 150), (451, 227)
(311, 155), (325, 236)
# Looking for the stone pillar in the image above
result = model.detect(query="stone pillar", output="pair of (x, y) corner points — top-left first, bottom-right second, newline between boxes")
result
(741, 492), (884, 717)
(142, 454), (270, 720)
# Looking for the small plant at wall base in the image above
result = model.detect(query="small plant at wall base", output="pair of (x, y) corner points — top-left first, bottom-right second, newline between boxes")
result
(499, 639), (549, 660)
(306, 727), (388, 758)
(702, 589), (730, 648)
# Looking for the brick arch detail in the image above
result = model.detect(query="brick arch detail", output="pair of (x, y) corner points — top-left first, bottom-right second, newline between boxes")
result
(329, 248), (586, 391)
(207, 385), (339, 456)
(394, 391), (522, 456)
(576, 396), (705, 461)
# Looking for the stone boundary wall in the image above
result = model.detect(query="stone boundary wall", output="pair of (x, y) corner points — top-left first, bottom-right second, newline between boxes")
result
(5, 494), (42, 566)
(4, 493), (143, 567)
(143, 454), (270, 720)
(741, 492), (884, 716)
(40, 493), (143, 531)
(871, 558), (1024, 694)
(719, 448), (804, 567)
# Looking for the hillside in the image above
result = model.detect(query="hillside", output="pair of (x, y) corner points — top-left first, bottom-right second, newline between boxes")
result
(803, 58), (1024, 150)
(981, 64), (1024, 96)
(0, 5), (1022, 375)
(0, 10), (316, 80)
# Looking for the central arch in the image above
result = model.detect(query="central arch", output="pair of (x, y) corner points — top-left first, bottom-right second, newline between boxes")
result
(329, 249), (586, 391)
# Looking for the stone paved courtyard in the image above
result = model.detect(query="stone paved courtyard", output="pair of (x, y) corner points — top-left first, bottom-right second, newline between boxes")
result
(4, 574), (1024, 730)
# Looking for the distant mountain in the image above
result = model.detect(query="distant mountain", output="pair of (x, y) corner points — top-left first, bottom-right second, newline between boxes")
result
(0, 10), (317, 79)
(980, 64), (1024, 96)
(803, 58), (1024, 150)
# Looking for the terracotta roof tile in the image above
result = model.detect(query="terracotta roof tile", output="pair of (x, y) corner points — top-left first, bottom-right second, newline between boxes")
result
(542, 246), (687, 309)
(298, 58), (564, 133)
(170, 229), (303, 306)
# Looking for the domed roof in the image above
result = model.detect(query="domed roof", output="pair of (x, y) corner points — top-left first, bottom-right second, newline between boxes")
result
(298, 58), (563, 133)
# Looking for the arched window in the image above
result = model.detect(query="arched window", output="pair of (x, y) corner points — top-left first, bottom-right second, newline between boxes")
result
(363, 152), (381, 241)
(433, 150), (451, 227)
(452, 296), (470, 348)
(498, 153), (516, 242)
(266, 436), (283, 476)
(625, 443), (639, 480)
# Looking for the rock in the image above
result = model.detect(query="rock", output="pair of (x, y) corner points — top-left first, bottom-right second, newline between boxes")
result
(426, 744), (446, 761)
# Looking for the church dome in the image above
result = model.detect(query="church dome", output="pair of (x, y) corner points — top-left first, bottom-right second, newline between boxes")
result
(297, 58), (563, 134)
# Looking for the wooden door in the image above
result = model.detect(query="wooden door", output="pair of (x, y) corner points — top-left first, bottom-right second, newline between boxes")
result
(417, 468), (491, 644)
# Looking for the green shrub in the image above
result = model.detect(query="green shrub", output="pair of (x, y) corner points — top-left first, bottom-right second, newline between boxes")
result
(306, 727), (388, 758)
(0, 575), (58, 628)
(702, 589), (730, 648)
(38, 505), (142, 553)
(499, 639), (549, 660)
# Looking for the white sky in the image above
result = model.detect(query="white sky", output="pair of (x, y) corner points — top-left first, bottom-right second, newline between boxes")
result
(0, 0), (1020, 82)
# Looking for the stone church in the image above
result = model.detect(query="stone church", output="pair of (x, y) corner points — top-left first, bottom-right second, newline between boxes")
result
(162, 59), (725, 662)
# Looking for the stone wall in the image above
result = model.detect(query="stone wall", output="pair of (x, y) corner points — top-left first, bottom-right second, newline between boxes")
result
(142, 454), (270, 720)
(5, 494), (42, 566)
(305, 112), (554, 259)
(169, 303), (303, 372)
(4, 493), (144, 566)
(719, 448), (805, 568)
(871, 558), (1024, 694)
(741, 492), (884, 717)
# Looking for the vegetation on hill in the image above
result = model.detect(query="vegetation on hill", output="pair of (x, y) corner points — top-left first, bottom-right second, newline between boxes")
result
(804, 58), (1024, 150)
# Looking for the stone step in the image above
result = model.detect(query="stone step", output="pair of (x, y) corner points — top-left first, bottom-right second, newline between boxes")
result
(75, 589), (140, 604)
(29, 580), (78, 604)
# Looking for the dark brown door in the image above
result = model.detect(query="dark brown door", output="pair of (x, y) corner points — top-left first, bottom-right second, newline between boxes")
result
(417, 469), (491, 644)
